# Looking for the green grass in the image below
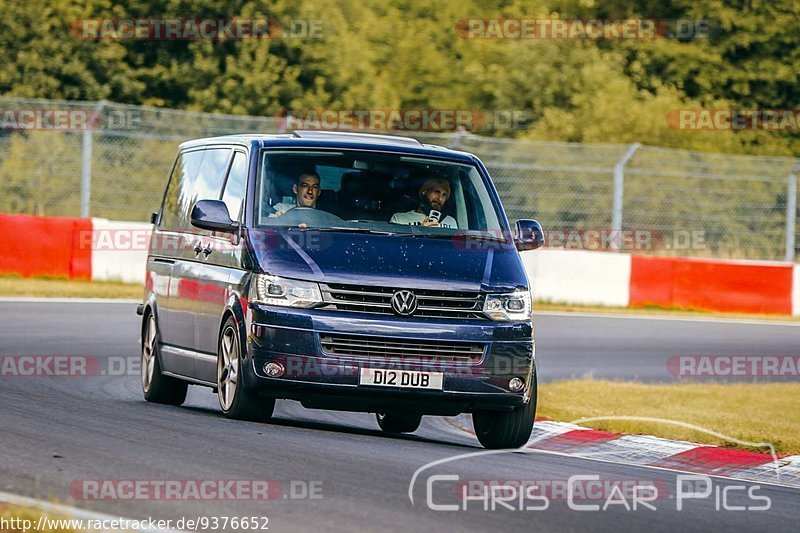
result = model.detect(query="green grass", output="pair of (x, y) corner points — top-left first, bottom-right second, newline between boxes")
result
(539, 380), (800, 454)
(0, 275), (142, 299)
(0, 503), (78, 532)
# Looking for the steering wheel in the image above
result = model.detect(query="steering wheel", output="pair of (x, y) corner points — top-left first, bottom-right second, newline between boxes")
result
(272, 207), (343, 226)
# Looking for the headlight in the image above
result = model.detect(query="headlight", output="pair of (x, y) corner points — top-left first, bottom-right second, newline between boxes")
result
(251, 274), (322, 308)
(483, 290), (532, 321)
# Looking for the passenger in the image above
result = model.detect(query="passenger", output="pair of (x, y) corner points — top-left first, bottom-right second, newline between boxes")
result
(390, 178), (457, 228)
(272, 169), (322, 217)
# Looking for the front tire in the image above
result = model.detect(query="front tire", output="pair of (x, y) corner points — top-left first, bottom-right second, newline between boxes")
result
(376, 412), (423, 433)
(141, 312), (188, 406)
(472, 372), (537, 449)
(217, 317), (275, 422)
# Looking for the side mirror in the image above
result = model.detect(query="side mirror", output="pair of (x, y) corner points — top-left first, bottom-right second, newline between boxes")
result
(150, 211), (159, 225)
(514, 219), (544, 251)
(190, 200), (239, 233)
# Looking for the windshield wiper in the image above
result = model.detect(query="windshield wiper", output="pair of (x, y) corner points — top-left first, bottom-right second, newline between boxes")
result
(288, 226), (509, 241)
(312, 227), (399, 235)
(402, 232), (454, 240)
(400, 231), (511, 243)
(463, 232), (509, 242)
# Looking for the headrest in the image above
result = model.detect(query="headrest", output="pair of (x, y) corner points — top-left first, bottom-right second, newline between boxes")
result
(339, 172), (382, 213)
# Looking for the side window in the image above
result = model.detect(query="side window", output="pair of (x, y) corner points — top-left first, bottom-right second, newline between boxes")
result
(191, 148), (232, 209)
(221, 152), (247, 222)
(161, 149), (204, 231)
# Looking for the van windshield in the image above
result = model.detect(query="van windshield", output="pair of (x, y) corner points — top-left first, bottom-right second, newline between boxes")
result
(255, 149), (505, 237)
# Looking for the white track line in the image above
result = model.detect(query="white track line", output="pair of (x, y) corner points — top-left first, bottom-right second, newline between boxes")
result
(536, 310), (800, 327)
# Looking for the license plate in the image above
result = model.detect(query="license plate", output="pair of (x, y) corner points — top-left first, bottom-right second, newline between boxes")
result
(359, 368), (443, 390)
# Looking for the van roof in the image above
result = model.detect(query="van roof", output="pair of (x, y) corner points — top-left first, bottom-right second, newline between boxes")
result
(177, 131), (477, 163)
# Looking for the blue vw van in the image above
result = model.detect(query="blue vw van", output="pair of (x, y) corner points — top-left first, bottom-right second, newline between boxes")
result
(138, 131), (543, 449)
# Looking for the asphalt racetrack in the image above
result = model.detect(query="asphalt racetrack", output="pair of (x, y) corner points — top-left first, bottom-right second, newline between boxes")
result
(1, 301), (798, 532)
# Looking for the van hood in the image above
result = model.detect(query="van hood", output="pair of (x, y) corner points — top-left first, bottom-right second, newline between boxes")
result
(246, 229), (528, 292)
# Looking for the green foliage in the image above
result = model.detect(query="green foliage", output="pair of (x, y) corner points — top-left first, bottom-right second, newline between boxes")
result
(0, 131), (82, 216)
(0, 0), (796, 155)
(0, 0), (798, 262)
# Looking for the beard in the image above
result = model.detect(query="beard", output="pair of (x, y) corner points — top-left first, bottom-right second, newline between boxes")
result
(420, 198), (442, 213)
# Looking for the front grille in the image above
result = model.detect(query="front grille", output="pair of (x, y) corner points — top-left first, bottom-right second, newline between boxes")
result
(320, 283), (486, 320)
(320, 333), (485, 363)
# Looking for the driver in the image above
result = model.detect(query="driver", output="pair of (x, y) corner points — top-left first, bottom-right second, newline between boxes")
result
(272, 168), (322, 216)
(390, 178), (457, 228)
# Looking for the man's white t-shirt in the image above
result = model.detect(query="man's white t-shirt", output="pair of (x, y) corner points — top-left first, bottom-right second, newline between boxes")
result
(390, 210), (457, 228)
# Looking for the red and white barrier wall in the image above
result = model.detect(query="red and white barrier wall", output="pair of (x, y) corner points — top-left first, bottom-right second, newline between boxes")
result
(0, 214), (93, 280)
(89, 218), (151, 284)
(0, 214), (149, 284)
(522, 249), (796, 315)
(628, 255), (793, 315)
(520, 249), (631, 307)
(1, 214), (797, 316)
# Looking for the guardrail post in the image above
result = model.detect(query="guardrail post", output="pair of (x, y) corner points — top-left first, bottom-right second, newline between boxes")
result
(447, 126), (469, 150)
(785, 163), (799, 262)
(610, 143), (641, 250)
(80, 100), (107, 218)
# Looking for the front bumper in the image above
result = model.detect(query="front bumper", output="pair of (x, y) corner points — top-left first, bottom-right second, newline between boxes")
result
(243, 305), (535, 414)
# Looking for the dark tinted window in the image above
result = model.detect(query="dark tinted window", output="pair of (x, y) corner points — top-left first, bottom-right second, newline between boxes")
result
(161, 149), (204, 231)
(161, 148), (232, 231)
(192, 148), (232, 210)
(257, 150), (502, 233)
(221, 152), (247, 221)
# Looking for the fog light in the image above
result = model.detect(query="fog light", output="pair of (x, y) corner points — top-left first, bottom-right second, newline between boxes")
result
(264, 362), (285, 377)
(508, 377), (525, 392)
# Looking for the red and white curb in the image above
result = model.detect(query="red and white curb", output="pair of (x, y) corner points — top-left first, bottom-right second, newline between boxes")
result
(445, 416), (800, 489)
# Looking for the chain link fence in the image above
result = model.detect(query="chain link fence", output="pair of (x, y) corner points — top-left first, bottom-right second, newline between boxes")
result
(1, 97), (797, 261)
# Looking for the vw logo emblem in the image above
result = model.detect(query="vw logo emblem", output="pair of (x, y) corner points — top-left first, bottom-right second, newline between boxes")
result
(390, 290), (418, 316)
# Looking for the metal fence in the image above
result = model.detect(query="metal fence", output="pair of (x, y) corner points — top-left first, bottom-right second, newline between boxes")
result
(1, 97), (798, 261)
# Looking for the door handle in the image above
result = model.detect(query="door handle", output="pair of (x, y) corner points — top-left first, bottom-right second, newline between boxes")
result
(203, 243), (213, 257)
